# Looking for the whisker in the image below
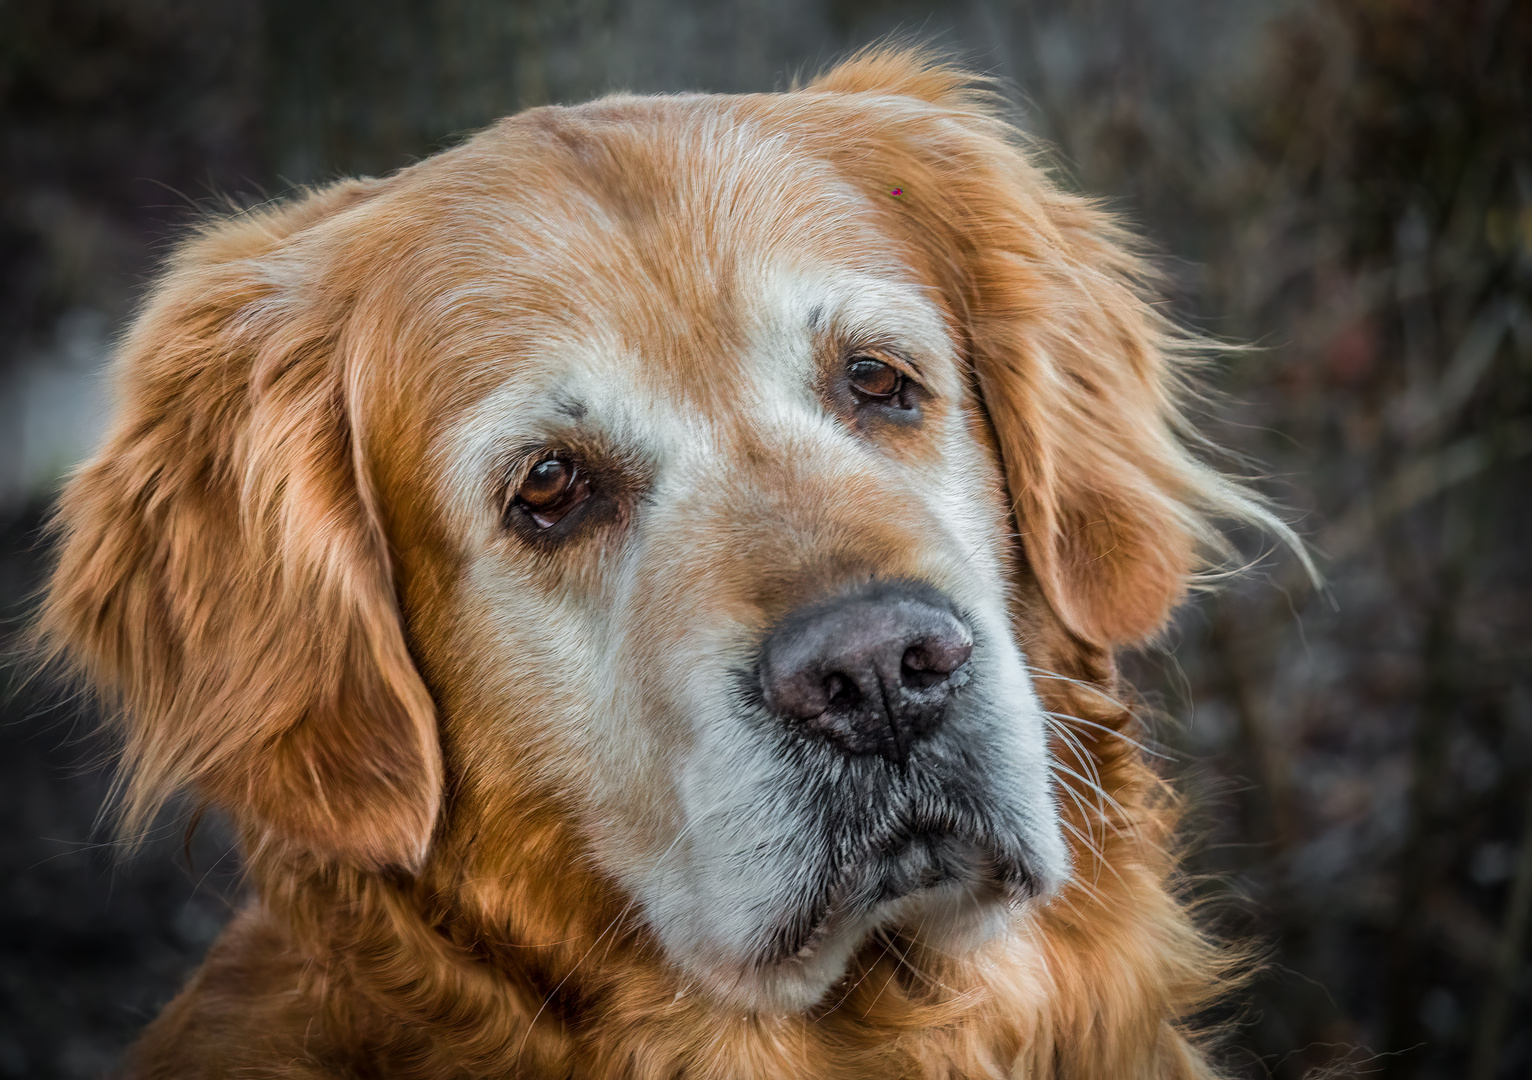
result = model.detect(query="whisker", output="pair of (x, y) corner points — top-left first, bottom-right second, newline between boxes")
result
(1048, 761), (1129, 821)
(515, 897), (634, 1064)
(1050, 762), (1109, 842)
(515, 818), (696, 1062)
(1058, 819), (1107, 871)
(876, 918), (957, 1000)
(1024, 666), (1129, 712)
(818, 924), (902, 1020)
(863, 935), (909, 1014)
(1044, 716), (1110, 797)
(1057, 821), (1130, 902)
(1050, 742), (1133, 840)
(1044, 709), (1175, 761)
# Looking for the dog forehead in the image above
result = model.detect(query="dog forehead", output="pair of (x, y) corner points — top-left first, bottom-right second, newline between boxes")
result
(435, 260), (953, 500)
(378, 99), (899, 416)
(414, 97), (888, 285)
(395, 102), (957, 503)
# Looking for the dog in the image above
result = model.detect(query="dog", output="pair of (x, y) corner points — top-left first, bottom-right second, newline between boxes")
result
(37, 48), (1293, 1078)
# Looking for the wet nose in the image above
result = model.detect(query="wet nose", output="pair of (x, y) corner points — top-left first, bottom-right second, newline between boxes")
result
(758, 583), (973, 762)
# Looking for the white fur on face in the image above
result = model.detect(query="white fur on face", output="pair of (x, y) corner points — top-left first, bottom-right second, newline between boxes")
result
(437, 258), (1068, 1012)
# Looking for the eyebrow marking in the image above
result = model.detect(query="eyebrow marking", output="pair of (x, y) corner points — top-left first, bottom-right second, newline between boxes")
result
(554, 396), (588, 421)
(806, 304), (825, 333)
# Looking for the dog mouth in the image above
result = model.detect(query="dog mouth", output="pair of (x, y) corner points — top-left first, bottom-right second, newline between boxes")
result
(678, 646), (1068, 1008)
(761, 822), (1044, 968)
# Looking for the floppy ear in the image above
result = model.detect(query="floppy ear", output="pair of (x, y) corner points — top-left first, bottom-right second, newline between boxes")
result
(35, 180), (442, 871)
(958, 201), (1220, 648)
(818, 51), (1284, 647)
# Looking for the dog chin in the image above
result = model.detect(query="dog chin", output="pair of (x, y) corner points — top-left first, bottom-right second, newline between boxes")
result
(696, 839), (1059, 1014)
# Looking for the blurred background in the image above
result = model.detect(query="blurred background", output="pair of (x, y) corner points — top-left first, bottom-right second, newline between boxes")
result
(2, 0), (1528, 1076)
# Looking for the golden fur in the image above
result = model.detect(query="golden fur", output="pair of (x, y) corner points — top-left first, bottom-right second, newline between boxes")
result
(38, 49), (1292, 1079)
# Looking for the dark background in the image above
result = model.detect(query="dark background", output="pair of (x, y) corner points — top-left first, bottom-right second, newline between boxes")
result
(2, 1), (1529, 1076)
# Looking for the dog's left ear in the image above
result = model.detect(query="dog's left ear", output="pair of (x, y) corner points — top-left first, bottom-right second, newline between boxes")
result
(816, 51), (1274, 647)
(954, 194), (1219, 648)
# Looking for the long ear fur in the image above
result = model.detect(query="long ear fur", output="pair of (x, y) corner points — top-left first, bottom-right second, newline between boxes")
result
(34, 180), (442, 871)
(815, 50), (1306, 646)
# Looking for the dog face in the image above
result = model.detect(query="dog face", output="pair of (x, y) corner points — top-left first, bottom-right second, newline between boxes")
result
(40, 54), (1282, 1055)
(376, 108), (1069, 1008)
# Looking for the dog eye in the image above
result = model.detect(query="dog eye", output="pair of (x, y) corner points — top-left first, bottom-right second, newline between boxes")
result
(514, 455), (590, 529)
(847, 356), (903, 400)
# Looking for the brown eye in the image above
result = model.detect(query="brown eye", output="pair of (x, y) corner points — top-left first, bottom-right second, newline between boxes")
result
(514, 455), (590, 529)
(847, 356), (903, 399)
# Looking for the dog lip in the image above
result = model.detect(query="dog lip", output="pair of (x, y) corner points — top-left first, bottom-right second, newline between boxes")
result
(870, 832), (984, 902)
(760, 828), (1042, 967)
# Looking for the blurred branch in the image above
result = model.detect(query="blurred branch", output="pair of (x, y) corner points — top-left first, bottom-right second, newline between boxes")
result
(1210, 601), (1293, 854)
(1390, 300), (1520, 445)
(1468, 784), (1532, 1080)
(1321, 422), (1532, 562)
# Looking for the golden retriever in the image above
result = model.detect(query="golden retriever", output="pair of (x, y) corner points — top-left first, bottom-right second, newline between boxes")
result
(38, 48), (1293, 1079)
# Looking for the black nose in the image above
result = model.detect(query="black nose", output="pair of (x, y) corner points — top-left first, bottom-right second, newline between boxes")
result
(758, 583), (973, 762)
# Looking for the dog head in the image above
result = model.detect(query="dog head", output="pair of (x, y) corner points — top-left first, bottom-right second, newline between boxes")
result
(39, 51), (1274, 1018)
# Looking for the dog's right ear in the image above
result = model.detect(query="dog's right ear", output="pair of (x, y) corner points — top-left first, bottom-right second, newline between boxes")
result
(34, 180), (443, 873)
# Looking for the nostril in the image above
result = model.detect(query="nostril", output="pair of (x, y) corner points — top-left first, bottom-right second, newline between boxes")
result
(824, 673), (861, 711)
(901, 654), (944, 690)
(900, 638), (972, 690)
